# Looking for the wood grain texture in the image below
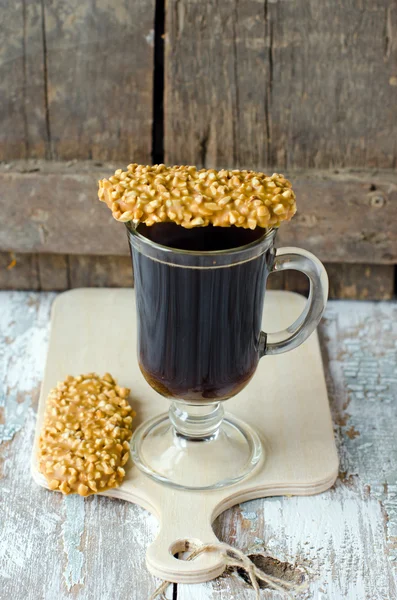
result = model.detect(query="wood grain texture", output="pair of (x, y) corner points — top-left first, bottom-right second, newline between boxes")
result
(165, 0), (397, 170)
(1, 292), (396, 599)
(1, 161), (397, 263)
(0, 292), (165, 600)
(0, 253), (135, 291)
(43, 0), (155, 161)
(326, 263), (395, 300)
(0, 252), (39, 290)
(38, 254), (69, 290)
(178, 300), (397, 600)
(282, 264), (395, 301)
(274, 169), (397, 264)
(0, 161), (126, 256)
(0, 0), (47, 159)
(165, 0), (270, 168)
(269, 0), (397, 169)
(68, 255), (133, 288)
(2, 252), (395, 299)
(31, 289), (338, 583)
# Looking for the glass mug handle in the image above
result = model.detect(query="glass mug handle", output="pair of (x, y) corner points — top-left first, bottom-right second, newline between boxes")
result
(260, 247), (329, 357)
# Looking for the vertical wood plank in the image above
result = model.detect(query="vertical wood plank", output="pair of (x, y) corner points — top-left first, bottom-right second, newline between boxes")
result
(165, 0), (271, 168)
(38, 254), (69, 290)
(177, 301), (397, 600)
(0, 0), (47, 159)
(44, 0), (155, 161)
(269, 0), (397, 168)
(0, 292), (163, 600)
(0, 252), (39, 290)
(165, 0), (397, 169)
(265, 269), (285, 291)
(1, 295), (397, 598)
(273, 264), (395, 300)
(327, 264), (395, 300)
(284, 269), (309, 297)
(0, 253), (395, 300)
(176, 485), (395, 600)
(68, 255), (133, 288)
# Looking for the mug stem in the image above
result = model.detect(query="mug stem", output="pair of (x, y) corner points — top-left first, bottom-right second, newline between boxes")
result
(169, 401), (224, 440)
(130, 407), (262, 490)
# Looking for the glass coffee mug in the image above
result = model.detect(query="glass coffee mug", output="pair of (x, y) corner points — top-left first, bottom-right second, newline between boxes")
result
(126, 223), (328, 490)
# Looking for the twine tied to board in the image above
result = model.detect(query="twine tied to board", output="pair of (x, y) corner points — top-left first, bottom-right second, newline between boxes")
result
(150, 542), (309, 600)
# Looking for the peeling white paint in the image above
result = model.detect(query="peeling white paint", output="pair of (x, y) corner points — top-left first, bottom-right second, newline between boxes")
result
(1, 294), (396, 599)
(323, 302), (397, 552)
(0, 516), (33, 577)
(0, 292), (54, 443)
(179, 485), (396, 600)
(1, 293), (160, 599)
(240, 510), (258, 522)
(259, 487), (393, 599)
(62, 495), (86, 590)
(178, 301), (397, 599)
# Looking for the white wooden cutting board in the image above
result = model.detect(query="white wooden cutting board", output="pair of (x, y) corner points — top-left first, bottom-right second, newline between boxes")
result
(31, 288), (338, 584)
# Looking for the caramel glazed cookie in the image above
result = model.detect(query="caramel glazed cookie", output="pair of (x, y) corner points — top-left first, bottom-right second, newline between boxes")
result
(98, 164), (296, 230)
(38, 373), (135, 496)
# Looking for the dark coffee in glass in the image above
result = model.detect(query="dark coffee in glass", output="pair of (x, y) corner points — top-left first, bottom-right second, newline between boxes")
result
(127, 219), (328, 489)
(131, 223), (272, 402)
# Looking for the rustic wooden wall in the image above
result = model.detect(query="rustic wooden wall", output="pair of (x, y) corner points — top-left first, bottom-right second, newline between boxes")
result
(0, 0), (155, 163)
(1, 0), (396, 297)
(165, 0), (397, 169)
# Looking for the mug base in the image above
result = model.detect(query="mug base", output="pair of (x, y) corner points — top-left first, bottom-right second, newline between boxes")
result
(130, 412), (263, 491)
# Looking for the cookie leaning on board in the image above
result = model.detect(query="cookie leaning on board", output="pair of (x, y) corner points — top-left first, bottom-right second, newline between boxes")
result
(98, 164), (296, 229)
(38, 373), (135, 496)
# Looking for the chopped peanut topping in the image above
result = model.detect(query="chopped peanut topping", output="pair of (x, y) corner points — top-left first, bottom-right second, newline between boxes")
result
(98, 164), (296, 229)
(38, 373), (135, 496)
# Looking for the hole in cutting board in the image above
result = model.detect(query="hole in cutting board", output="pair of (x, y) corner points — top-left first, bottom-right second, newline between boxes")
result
(169, 538), (201, 560)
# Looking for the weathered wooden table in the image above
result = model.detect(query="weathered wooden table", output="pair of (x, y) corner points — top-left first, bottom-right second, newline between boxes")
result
(1, 292), (396, 599)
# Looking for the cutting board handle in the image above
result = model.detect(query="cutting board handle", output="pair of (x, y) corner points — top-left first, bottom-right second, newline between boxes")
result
(146, 497), (225, 583)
